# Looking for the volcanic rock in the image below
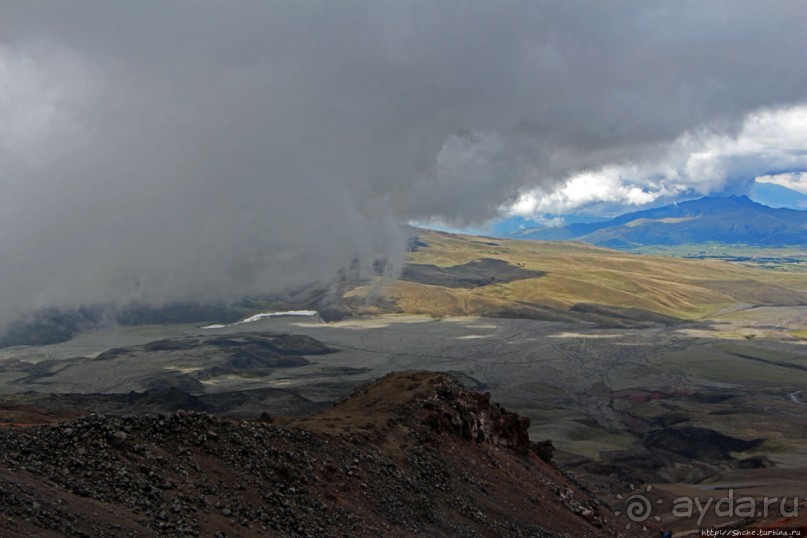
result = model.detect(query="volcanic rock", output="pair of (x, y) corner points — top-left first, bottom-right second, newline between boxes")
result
(0, 371), (632, 537)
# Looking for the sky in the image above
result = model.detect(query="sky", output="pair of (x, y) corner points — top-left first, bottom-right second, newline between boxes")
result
(1, 1), (806, 324)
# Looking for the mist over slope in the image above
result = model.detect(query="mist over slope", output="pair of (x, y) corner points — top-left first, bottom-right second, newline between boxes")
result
(4, 227), (805, 347)
(2, 2), (807, 328)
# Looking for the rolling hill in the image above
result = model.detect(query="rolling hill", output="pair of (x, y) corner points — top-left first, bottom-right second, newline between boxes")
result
(344, 229), (807, 325)
(507, 195), (807, 248)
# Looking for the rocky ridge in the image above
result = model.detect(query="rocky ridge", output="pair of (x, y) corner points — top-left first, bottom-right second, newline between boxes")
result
(0, 371), (630, 537)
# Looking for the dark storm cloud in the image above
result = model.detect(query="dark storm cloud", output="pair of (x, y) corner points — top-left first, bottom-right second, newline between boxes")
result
(1, 1), (805, 323)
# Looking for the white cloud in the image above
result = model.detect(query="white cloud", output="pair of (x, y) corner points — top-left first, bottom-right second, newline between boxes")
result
(510, 168), (660, 216)
(508, 105), (807, 217)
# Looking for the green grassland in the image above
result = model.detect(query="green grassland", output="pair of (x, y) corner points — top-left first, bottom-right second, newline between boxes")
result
(651, 342), (807, 387)
(629, 243), (807, 272)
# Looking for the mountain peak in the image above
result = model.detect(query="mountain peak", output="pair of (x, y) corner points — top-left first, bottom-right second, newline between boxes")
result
(513, 195), (807, 248)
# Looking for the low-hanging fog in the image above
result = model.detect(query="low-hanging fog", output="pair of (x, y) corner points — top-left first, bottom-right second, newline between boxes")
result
(1, 1), (806, 326)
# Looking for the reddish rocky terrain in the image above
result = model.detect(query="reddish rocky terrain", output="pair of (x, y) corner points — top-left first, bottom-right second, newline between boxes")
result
(0, 371), (631, 537)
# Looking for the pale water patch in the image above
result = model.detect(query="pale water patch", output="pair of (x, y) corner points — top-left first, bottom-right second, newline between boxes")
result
(457, 334), (492, 340)
(442, 317), (494, 328)
(202, 310), (319, 329)
(549, 332), (621, 339)
(162, 366), (200, 374)
(303, 314), (436, 330)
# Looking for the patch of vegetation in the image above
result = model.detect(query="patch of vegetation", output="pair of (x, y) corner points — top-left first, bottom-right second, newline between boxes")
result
(401, 258), (545, 288)
(630, 243), (807, 272)
(570, 303), (679, 323)
(517, 382), (566, 397)
(651, 343), (807, 387)
(643, 426), (762, 462)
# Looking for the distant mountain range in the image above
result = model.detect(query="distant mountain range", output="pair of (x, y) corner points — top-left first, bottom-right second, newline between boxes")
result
(500, 195), (807, 248)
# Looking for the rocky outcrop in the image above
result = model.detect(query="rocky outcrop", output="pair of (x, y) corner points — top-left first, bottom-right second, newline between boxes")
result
(422, 377), (532, 456)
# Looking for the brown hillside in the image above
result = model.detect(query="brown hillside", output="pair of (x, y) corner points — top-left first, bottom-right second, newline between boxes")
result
(345, 230), (807, 324)
(0, 372), (632, 537)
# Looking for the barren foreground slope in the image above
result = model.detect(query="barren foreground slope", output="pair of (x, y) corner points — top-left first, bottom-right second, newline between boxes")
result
(0, 372), (625, 538)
